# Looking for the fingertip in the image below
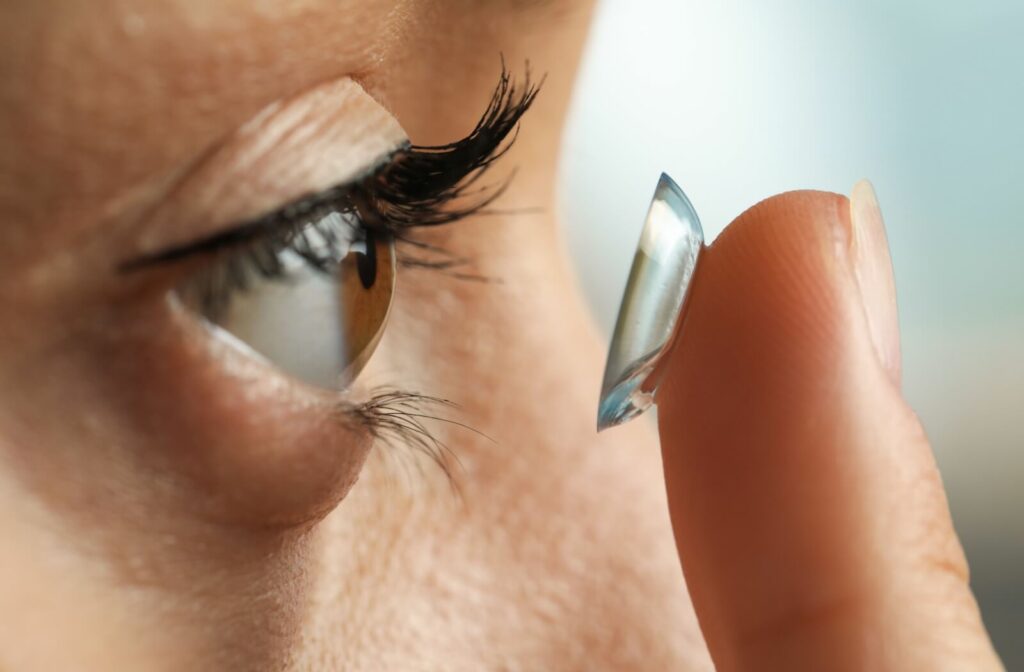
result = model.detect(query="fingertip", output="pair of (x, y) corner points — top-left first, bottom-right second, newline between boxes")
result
(660, 189), (862, 428)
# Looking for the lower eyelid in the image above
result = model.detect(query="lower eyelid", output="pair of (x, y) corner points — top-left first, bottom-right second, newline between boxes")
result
(116, 295), (380, 526)
(125, 294), (466, 519)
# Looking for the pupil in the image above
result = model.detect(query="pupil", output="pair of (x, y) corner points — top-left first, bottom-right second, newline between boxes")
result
(356, 231), (378, 289)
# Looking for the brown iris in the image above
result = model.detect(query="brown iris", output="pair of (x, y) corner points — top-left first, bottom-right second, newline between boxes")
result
(337, 232), (395, 384)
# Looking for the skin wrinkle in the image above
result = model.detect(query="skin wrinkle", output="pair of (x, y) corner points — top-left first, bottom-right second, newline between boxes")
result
(0, 0), (711, 669)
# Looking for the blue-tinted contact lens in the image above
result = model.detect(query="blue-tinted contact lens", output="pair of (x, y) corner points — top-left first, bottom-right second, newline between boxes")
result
(597, 173), (704, 431)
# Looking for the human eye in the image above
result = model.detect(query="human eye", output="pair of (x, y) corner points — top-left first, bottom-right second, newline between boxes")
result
(123, 66), (538, 391)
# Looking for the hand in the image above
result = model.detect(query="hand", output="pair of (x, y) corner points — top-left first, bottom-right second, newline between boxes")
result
(655, 185), (1004, 670)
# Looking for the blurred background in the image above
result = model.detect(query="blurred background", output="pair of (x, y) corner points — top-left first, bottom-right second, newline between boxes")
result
(560, 0), (1023, 664)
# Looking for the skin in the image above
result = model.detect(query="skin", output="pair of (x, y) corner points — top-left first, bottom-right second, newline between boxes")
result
(0, 0), (1004, 670)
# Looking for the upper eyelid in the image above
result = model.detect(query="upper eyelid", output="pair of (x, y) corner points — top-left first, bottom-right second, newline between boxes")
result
(122, 77), (410, 266)
(120, 64), (541, 274)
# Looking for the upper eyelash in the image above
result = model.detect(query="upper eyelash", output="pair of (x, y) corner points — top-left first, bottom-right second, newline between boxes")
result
(359, 65), (540, 230)
(121, 64), (541, 275)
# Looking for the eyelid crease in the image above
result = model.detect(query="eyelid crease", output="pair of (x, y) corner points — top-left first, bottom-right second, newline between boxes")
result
(117, 149), (404, 271)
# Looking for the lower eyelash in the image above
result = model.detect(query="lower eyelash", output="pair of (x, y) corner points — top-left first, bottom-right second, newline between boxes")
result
(341, 389), (496, 492)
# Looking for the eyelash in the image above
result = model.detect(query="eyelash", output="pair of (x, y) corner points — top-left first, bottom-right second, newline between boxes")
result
(124, 65), (539, 315)
(342, 389), (496, 492)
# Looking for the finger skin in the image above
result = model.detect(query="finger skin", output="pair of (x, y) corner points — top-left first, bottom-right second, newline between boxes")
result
(656, 191), (1002, 671)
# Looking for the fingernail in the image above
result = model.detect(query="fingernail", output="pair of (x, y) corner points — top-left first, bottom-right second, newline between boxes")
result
(849, 180), (901, 385)
(597, 173), (704, 432)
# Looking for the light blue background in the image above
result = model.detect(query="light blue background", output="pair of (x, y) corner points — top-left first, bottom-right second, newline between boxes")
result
(561, 0), (1023, 664)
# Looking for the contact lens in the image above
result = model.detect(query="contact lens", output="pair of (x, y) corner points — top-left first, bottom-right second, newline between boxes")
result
(597, 173), (704, 431)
